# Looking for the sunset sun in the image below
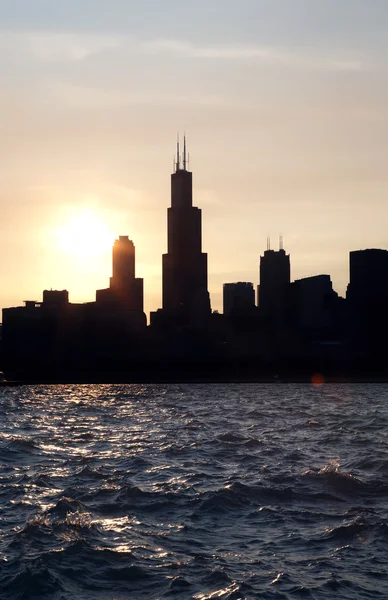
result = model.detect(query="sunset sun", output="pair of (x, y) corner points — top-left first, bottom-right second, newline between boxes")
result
(55, 207), (115, 263)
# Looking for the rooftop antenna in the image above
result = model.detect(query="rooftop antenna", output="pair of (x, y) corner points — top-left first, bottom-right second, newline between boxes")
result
(183, 134), (187, 171)
(267, 236), (270, 251)
(279, 234), (283, 250)
(176, 133), (180, 171)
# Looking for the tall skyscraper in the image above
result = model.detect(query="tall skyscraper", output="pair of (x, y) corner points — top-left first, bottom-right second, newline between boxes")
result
(346, 249), (388, 347)
(258, 240), (291, 320)
(162, 136), (210, 322)
(347, 249), (388, 304)
(110, 236), (136, 288)
(96, 236), (144, 312)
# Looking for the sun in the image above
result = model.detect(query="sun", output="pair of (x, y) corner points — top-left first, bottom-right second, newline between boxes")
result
(55, 207), (115, 263)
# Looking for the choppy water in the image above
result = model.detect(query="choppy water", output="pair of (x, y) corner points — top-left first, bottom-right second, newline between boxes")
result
(1, 384), (388, 599)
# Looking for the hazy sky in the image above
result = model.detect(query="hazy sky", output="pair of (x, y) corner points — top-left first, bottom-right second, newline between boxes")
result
(1, 1), (388, 317)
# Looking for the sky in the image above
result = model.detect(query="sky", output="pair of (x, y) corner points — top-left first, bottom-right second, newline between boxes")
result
(1, 0), (388, 318)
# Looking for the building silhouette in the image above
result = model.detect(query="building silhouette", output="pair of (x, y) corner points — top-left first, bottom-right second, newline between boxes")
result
(258, 240), (290, 324)
(2, 236), (147, 381)
(347, 249), (388, 306)
(159, 136), (210, 324)
(346, 249), (388, 350)
(288, 275), (340, 335)
(223, 282), (255, 317)
(96, 236), (144, 313)
(2, 291), (81, 378)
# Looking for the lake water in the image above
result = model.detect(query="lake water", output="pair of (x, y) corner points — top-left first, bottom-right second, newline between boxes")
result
(1, 384), (387, 599)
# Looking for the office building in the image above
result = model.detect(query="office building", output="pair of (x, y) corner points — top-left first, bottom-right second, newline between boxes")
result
(346, 249), (388, 346)
(96, 236), (144, 313)
(347, 249), (388, 305)
(161, 136), (210, 322)
(223, 282), (255, 317)
(289, 275), (337, 333)
(258, 241), (290, 323)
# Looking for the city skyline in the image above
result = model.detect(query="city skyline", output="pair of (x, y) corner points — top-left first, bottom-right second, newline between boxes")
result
(1, 1), (388, 318)
(2, 133), (386, 319)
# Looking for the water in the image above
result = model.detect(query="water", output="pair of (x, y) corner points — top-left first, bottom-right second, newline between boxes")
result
(1, 384), (388, 599)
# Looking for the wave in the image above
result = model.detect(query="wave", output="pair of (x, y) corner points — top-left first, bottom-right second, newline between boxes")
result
(301, 461), (371, 496)
(313, 514), (388, 546)
(217, 432), (248, 443)
(0, 436), (40, 456)
(47, 496), (89, 518)
(193, 481), (294, 514)
(301, 462), (388, 504)
(0, 563), (64, 600)
(11, 498), (103, 548)
(29, 473), (58, 488)
(73, 465), (107, 480)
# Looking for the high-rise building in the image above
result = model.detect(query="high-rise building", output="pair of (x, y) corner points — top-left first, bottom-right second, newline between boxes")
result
(346, 249), (388, 346)
(289, 274), (337, 332)
(161, 136), (210, 322)
(223, 282), (255, 317)
(96, 236), (144, 312)
(347, 249), (388, 305)
(258, 241), (290, 321)
(110, 236), (136, 288)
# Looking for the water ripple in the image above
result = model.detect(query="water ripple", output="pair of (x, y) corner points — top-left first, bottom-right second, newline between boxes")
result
(0, 383), (387, 599)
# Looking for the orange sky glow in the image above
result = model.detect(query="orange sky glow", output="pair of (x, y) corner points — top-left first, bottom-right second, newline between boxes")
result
(1, 1), (388, 319)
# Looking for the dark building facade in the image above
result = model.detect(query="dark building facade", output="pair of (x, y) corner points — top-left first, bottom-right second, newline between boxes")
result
(96, 236), (144, 314)
(223, 282), (255, 317)
(43, 290), (69, 306)
(288, 275), (339, 335)
(2, 291), (83, 379)
(161, 137), (210, 323)
(347, 249), (388, 306)
(346, 249), (388, 351)
(258, 244), (290, 323)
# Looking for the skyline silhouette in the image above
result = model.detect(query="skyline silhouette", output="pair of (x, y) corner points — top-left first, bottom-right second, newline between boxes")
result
(2, 144), (388, 383)
(1, 136), (387, 321)
(2, 137), (386, 320)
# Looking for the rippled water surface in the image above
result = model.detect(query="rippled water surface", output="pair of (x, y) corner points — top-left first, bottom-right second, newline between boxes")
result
(1, 384), (388, 599)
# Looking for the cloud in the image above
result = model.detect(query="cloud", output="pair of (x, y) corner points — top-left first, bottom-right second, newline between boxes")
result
(142, 38), (365, 71)
(0, 30), (120, 63)
(0, 29), (365, 72)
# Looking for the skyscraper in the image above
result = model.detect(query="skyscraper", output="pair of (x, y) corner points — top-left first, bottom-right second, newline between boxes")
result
(161, 136), (210, 322)
(346, 249), (388, 347)
(96, 236), (144, 312)
(258, 241), (291, 321)
(347, 249), (388, 305)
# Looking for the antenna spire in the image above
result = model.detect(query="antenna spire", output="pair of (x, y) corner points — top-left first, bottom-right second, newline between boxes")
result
(279, 234), (283, 250)
(183, 134), (187, 171)
(176, 133), (180, 171)
(267, 236), (271, 251)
